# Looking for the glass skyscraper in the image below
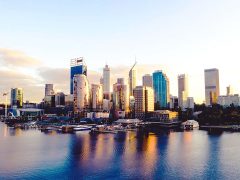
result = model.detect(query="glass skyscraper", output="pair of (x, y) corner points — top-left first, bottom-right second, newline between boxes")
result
(70, 58), (87, 94)
(153, 70), (169, 109)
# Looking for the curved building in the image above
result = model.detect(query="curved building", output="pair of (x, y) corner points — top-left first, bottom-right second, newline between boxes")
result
(73, 74), (90, 113)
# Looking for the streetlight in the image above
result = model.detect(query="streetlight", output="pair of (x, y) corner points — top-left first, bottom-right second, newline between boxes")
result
(3, 92), (8, 119)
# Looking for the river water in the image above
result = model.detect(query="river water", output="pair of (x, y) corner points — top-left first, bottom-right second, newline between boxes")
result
(0, 122), (240, 179)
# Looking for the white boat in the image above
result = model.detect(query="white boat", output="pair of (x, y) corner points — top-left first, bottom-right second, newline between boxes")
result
(73, 125), (91, 131)
(181, 120), (199, 130)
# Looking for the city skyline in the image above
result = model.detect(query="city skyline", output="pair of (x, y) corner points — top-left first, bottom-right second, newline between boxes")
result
(1, 1), (240, 103)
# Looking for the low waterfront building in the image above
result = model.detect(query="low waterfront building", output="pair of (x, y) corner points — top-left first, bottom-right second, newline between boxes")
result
(87, 112), (109, 119)
(149, 110), (178, 122)
(218, 94), (240, 107)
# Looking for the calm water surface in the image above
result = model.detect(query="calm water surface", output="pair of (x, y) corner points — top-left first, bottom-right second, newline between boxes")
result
(0, 122), (240, 179)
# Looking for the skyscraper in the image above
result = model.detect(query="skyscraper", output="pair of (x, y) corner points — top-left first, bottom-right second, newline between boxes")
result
(70, 57), (87, 94)
(142, 74), (153, 88)
(11, 88), (23, 108)
(73, 74), (90, 113)
(204, 68), (220, 106)
(112, 78), (129, 113)
(178, 74), (188, 109)
(103, 65), (110, 99)
(153, 70), (170, 109)
(91, 84), (103, 111)
(129, 61), (137, 97)
(133, 86), (154, 119)
(45, 84), (54, 96)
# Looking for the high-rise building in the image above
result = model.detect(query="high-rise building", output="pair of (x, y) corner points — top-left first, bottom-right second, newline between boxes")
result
(152, 70), (170, 109)
(227, 85), (234, 96)
(204, 68), (220, 106)
(91, 84), (103, 111)
(129, 62), (137, 96)
(70, 57), (87, 94)
(112, 79), (129, 113)
(170, 95), (178, 109)
(103, 65), (111, 99)
(55, 92), (65, 107)
(178, 74), (188, 109)
(11, 88), (23, 108)
(73, 74), (90, 113)
(142, 74), (153, 88)
(45, 84), (54, 96)
(133, 86), (154, 119)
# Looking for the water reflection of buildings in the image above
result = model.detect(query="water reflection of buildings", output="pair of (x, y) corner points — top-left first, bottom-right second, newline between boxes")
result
(122, 132), (158, 178)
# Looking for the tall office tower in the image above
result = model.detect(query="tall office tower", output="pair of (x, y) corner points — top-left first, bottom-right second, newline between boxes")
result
(55, 92), (65, 107)
(70, 57), (87, 94)
(133, 86), (154, 119)
(152, 70), (170, 109)
(112, 79), (129, 113)
(178, 74), (189, 109)
(129, 61), (137, 96)
(204, 68), (220, 106)
(103, 64), (111, 99)
(227, 85), (234, 96)
(73, 74), (90, 113)
(11, 88), (23, 108)
(142, 74), (153, 88)
(45, 84), (54, 96)
(91, 84), (103, 111)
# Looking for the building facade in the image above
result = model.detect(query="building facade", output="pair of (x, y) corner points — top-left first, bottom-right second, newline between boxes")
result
(55, 92), (65, 107)
(133, 86), (154, 119)
(91, 84), (103, 111)
(73, 74), (90, 113)
(204, 68), (220, 106)
(170, 95), (178, 109)
(218, 95), (240, 107)
(45, 84), (54, 96)
(178, 74), (188, 109)
(103, 64), (111, 99)
(142, 74), (153, 88)
(186, 97), (194, 109)
(152, 70), (170, 109)
(11, 88), (23, 108)
(112, 79), (129, 113)
(70, 58), (87, 94)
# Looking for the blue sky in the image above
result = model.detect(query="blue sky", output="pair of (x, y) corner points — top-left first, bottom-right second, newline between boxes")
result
(1, 0), (240, 103)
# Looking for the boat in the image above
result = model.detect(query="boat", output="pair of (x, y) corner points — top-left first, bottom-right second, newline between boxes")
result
(73, 125), (91, 131)
(181, 120), (199, 130)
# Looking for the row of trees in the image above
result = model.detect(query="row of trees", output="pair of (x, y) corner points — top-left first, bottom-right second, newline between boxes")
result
(196, 104), (240, 125)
